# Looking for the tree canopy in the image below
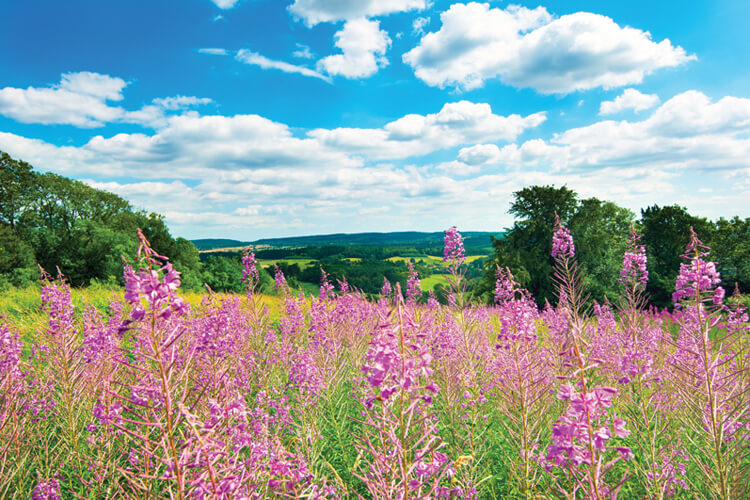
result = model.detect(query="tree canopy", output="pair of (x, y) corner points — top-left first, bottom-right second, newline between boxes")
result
(0, 151), (202, 288)
(478, 186), (748, 308)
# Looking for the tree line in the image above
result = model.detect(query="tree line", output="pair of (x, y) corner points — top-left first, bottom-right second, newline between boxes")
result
(475, 185), (749, 308)
(0, 152), (204, 289)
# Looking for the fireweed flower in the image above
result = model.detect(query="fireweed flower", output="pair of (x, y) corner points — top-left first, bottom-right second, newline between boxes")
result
(406, 262), (421, 305)
(32, 478), (61, 500)
(356, 307), (454, 498)
(241, 250), (259, 291)
(381, 278), (392, 297)
(619, 226), (648, 287)
(673, 227), (723, 306)
(494, 266), (516, 303)
(274, 265), (287, 291)
(0, 324), (21, 376)
(443, 226), (466, 267)
(667, 227), (746, 499)
(551, 213), (575, 260)
(7, 223), (750, 497)
(319, 269), (335, 300)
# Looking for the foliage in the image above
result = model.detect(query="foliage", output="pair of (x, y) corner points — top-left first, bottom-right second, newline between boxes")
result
(0, 151), (203, 289)
(478, 185), (631, 306)
(639, 204), (713, 308)
(482, 187), (748, 310)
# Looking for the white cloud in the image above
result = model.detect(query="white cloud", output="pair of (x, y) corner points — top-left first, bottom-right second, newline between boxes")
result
(211, 0), (239, 10)
(288, 0), (427, 26)
(403, 2), (694, 93)
(236, 49), (331, 82)
(477, 91), (750, 173)
(0, 72), (213, 129)
(309, 100), (546, 159)
(198, 48), (229, 56)
(0, 72), (128, 127)
(600, 88), (660, 115)
(317, 18), (391, 79)
(3, 90), (748, 238)
(0, 112), (360, 180)
(412, 16), (430, 36)
(151, 96), (213, 110)
(457, 143), (502, 165)
(293, 43), (315, 59)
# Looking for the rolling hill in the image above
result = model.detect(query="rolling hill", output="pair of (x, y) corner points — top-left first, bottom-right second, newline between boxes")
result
(192, 231), (501, 252)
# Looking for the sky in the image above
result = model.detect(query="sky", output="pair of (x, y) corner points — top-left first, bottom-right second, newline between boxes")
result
(1, 0), (749, 240)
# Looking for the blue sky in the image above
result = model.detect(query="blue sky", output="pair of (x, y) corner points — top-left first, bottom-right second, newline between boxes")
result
(1, 0), (748, 239)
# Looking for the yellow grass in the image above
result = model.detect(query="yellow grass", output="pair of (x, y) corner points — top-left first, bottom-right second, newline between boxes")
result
(0, 285), (283, 339)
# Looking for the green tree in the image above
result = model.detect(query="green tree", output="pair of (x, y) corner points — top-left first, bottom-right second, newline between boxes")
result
(202, 255), (245, 293)
(639, 204), (713, 308)
(479, 187), (635, 306)
(0, 223), (36, 287)
(0, 152), (34, 229)
(478, 185), (578, 305)
(708, 216), (750, 293)
(0, 152), (203, 288)
(569, 198), (634, 303)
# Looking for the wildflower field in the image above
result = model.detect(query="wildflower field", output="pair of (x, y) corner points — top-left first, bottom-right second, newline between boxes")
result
(1, 224), (748, 500)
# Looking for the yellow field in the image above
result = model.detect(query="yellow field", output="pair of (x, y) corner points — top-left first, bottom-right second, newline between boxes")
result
(0, 285), (283, 339)
(387, 255), (486, 265)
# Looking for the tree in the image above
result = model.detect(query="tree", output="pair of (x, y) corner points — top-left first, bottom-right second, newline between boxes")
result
(0, 151), (204, 288)
(708, 216), (750, 294)
(0, 152), (34, 229)
(569, 198), (634, 303)
(478, 185), (578, 305)
(479, 187), (635, 306)
(202, 255), (245, 293)
(639, 205), (713, 308)
(0, 223), (35, 275)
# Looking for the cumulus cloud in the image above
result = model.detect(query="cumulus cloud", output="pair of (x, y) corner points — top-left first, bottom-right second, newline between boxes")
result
(403, 2), (694, 93)
(0, 72), (213, 128)
(466, 91), (750, 173)
(3, 90), (748, 237)
(288, 0), (427, 26)
(600, 88), (660, 115)
(317, 18), (391, 79)
(0, 72), (128, 127)
(236, 49), (331, 82)
(309, 100), (546, 160)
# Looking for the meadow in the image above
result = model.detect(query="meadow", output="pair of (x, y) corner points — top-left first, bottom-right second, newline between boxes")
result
(0, 225), (747, 499)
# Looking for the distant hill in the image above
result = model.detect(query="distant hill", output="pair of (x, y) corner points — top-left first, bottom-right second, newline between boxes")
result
(191, 238), (249, 251)
(192, 231), (501, 252)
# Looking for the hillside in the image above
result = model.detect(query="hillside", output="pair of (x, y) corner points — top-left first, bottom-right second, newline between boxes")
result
(193, 231), (501, 252)
(191, 238), (249, 251)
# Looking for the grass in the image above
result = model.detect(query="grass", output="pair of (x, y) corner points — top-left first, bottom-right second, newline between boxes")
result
(0, 285), (284, 339)
(420, 274), (449, 291)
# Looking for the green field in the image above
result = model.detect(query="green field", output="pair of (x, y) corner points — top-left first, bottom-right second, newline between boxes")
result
(258, 258), (317, 270)
(420, 274), (449, 291)
(387, 254), (487, 265)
